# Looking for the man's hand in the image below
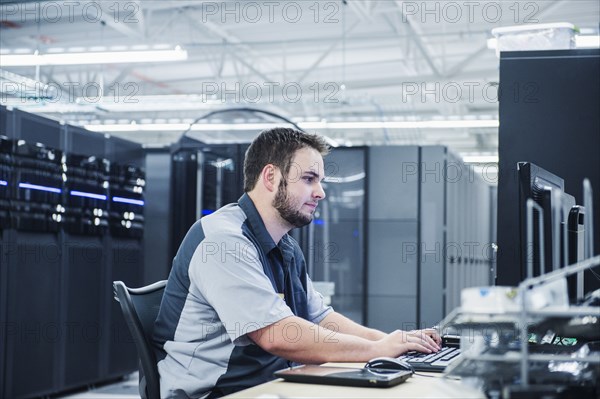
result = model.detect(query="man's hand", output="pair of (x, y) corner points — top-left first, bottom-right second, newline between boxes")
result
(409, 328), (442, 348)
(374, 329), (441, 357)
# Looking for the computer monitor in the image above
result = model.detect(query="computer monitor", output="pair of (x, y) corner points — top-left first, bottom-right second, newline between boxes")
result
(517, 162), (585, 274)
(518, 162), (564, 279)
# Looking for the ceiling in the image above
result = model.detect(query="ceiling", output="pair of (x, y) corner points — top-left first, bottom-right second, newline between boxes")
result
(1, 0), (599, 158)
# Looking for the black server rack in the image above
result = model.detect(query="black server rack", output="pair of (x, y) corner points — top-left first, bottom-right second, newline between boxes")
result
(497, 49), (600, 292)
(61, 153), (110, 389)
(0, 106), (145, 398)
(0, 136), (11, 229)
(0, 134), (11, 399)
(106, 162), (145, 378)
(292, 147), (367, 324)
(170, 144), (246, 262)
(64, 154), (110, 235)
(4, 135), (64, 397)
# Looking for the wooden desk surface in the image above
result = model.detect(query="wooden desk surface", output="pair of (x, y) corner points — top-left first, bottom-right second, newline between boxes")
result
(225, 363), (485, 399)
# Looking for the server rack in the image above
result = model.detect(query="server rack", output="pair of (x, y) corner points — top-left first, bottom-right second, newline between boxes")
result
(0, 107), (145, 398)
(367, 146), (494, 331)
(4, 121), (64, 397)
(497, 49), (600, 294)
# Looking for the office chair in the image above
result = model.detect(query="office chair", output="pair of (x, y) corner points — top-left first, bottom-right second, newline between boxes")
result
(113, 280), (166, 399)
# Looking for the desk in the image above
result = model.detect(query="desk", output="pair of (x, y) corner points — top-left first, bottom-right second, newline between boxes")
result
(224, 363), (485, 398)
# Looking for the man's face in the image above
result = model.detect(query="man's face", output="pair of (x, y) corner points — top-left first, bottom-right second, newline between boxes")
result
(273, 147), (326, 228)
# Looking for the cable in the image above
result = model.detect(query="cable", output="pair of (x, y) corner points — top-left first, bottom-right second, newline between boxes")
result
(178, 107), (304, 141)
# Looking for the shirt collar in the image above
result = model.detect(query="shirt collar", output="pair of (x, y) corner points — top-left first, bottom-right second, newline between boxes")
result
(238, 193), (277, 254)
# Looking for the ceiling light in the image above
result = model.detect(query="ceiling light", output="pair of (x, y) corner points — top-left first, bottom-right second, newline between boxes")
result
(487, 35), (599, 51)
(84, 119), (499, 132)
(300, 120), (499, 129)
(462, 155), (499, 163)
(0, 46), (187, 67)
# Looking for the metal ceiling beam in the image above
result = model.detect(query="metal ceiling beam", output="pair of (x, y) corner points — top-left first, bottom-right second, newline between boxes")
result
(186, 10), (281, 73)
(346, 0), (373, 21)
(98, 4), (145, 40)
(296, 20), (361, 84)
(148, 8), (183, 40)
(394, 0), (441, 77)
(444, 44), (489, 78)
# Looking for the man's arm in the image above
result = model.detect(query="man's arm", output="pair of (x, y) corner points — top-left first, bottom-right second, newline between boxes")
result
(247, 315), (439, 364)
(319, 311), (441, 347)
(318, 311), (386, 341)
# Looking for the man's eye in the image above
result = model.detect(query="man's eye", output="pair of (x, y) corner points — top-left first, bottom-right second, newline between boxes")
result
(303, 176), (314, 183)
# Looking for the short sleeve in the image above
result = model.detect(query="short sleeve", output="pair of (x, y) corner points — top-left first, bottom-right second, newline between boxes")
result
(190, 234), (294, 346)
(306, 275), (333, 324)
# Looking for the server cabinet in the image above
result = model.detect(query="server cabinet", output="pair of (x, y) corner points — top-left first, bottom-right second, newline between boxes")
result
(170, 144), (245, 262)
(198, 146), (243, 215)
(14, 109), (61, 149)
(367, 146), (420, 331)
(0, 120), (11, 399)
(419, 146), (446, 328)
(497, 49), (600, 292)
(105, 162), (145, 378)
(60, 239), (104, 389)
(0, 107), (145, 397)
(299, 147), (367, 324)
(366, 146), (493, 331)
(0, 136), (12, 229)
(60, 126), (110, 389)
(144, 150), (173, 283)
(170, 149), (199, 262)
(3, 231), (62, 398)
(4, 127), (64, 397)
(105, 236), (143, 378)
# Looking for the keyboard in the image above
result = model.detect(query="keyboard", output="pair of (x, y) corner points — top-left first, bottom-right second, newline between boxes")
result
(397, 346), (461, 372)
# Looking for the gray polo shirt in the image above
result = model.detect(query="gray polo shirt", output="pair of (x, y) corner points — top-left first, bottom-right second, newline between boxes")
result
(153, 193), (332, 398)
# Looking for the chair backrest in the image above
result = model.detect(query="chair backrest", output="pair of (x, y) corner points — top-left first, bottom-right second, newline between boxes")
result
(113, 280), (166, 399)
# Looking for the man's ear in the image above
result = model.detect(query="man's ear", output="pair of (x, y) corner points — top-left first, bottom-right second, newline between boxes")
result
(260, 164), (279, 192)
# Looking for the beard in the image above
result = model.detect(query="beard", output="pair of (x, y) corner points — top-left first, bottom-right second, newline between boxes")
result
(273, 180), (313, 228)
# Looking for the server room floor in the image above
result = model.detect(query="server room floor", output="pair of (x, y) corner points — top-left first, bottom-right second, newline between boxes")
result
(58, 373), (140, 398)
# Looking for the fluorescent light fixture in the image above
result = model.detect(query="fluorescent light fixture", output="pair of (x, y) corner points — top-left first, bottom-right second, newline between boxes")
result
(70, 190), (107, 200)
(0, 180), (7, 186)
(301, 120), (499, 129)
(575, 35), (600, 48)
(112, 196), (144, 206)
(84, 119), (499, 132)
(19, 182), (62, 193)
(0, 47), (187, 66)
(462, 155), (499, 163)
(325, 172), (366, 183)
(342, 189), (365, 197)
(487, 35), (599, 50)
(85, 123), (189, 132)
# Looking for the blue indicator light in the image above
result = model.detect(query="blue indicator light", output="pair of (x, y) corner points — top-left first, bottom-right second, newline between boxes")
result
(19, 182), (62, 193)
(202, 209), (215, 215)
(0, 180), (7, 186)
(112, 196), (144, 206)
(70, 190), (107, 200)
(313, 219), (325, 225)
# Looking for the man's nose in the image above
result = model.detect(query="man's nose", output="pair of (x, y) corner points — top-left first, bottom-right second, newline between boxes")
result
(314, 182), (326, 200)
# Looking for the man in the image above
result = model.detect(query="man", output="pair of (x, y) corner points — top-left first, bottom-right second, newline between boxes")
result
(153, 128), (440, 398)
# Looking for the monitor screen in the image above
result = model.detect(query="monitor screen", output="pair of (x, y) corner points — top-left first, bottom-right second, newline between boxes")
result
(518, 162), (564, 279)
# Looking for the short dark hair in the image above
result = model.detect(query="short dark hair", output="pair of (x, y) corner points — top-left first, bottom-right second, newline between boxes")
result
(243, 127), (330, 192)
